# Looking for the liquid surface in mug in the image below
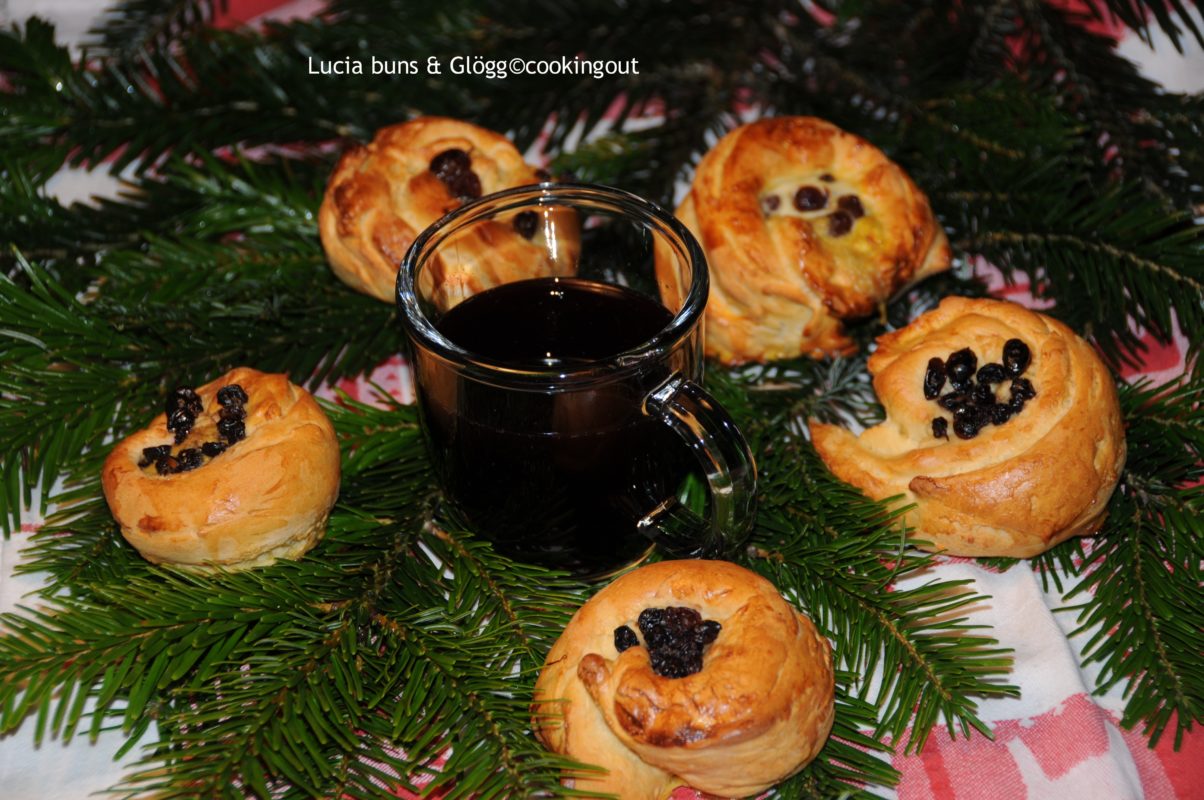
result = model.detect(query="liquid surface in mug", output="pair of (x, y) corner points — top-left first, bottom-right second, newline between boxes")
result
(436, 276), (673, 365)
(423, 276), (690, 578)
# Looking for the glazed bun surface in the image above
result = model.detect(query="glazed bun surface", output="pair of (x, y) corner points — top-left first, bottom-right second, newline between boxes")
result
(318, 116), (577, 305)
(665, 116), (950, 363)
(811, 297), (1126, 557)
(533, 559), (835, 799)
(102, 367), (340, 571)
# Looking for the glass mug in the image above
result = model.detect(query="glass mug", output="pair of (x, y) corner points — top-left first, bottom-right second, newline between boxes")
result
(397, 183), (756, 579)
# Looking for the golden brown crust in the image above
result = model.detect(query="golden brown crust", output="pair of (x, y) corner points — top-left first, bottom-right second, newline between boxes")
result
(666, 116), (950, 363)
(101, 367), (341, 570)
(318, 116), (577, 304)
(810, 297), (1126, 557)
(533, 560), (835, 799)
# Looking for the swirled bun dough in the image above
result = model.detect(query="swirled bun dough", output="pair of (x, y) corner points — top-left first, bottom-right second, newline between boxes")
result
(101, 367), (341, 570)
(533, 559), (835, 799)
(318, 116), (578, 306)
(664, 116), (950, 363)
(811, 297), (1126, 557)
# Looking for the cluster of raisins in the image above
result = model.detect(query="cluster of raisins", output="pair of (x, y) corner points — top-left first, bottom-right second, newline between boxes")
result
(165, 386), (202, 443)
(925, 339), (1035, 440)
(761, 174), (866, 238)
(137, 383), (249, 475)
(216, 384), (248, 444)
(613, 606), (722, 679)
(429, 148), (482, 202)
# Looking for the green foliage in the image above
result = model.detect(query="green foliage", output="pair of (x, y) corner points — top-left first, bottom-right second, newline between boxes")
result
(2, 0), (1202, 797)
(1060, 380), (1204, 749)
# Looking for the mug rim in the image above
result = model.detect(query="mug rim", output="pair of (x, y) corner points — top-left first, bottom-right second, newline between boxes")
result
(396, 182), (708, 387)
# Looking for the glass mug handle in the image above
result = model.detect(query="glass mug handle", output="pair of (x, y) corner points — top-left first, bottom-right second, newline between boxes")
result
(638, 374), (757, 558)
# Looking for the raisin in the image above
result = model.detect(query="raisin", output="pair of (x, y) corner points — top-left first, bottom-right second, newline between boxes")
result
(972, 404), (994, 428)
(614, 625), (639, 653)
(649, 649), (701, 679)
(932, 417), (949, 439)
(201, 441), (226, 458)
(971, 382), (996, 406)
(837, 194), (865, 219)
(166, 386), (203, 417)
(167, 408), (195, 444)
(220, 404), (246, 422)
(953, 415), (980, 440)
(175, 448), (203, 472)
(218, 417), (246, 444)
(513, 210), (539, 239)
(952, 402), (976, 420)
(448, 171), (482, 201)
(827, 211), (854, 237)
(664, 606), (702, 628)
(1010, 377), (1036, 401)
(139, 444), (172, 468)
(946, 348), (978, 385)
(637, 607), (665, 639)
(819, 173), (835, 182)
(1009, 394), (1028, 414)
(695, 620), (722, 646)
(429, 149), (482, 200)
(217, 384), (248, 407)
(923, 357), (946, 400)
(637, 606), (719, 679)
(937, 392), (970, 412)
(429, 148), (471, 180)
(976, 363), (1006, 385)
(794, 185), (828, 211)
(155, 456), (179, 475)
(1003, 339), (1032, 376)
(761, 194), (781, 213)
(990, 403), (1013, 425)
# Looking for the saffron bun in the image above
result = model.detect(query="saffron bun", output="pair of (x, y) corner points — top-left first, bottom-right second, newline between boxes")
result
(318, 116), (578, 306)
(533, 559), (835, 799)
(663, 116), (950, 363)
(101, 367), (341, 571)
(810, 297), (1126, 557)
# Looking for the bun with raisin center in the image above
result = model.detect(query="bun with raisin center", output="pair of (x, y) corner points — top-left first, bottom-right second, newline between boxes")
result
(533, 559), (834, 799)
(810, 297), (1126, 557)
(662, 116), (950, 363)
(101, 367), (340, 570)
(319, 116), (578, 306)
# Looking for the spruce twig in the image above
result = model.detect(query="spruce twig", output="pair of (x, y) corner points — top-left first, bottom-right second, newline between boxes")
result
(1055, 379), (1204, 749)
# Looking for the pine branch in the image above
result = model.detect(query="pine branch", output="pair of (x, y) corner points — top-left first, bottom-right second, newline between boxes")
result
(0, 242), (402, 534)
(0, 255), (144, 533)
(1056, 378), (1204, 748)
(1091, 0), (1204, 51)
(708, 355), (882, 430)
(1009, 1), (1203, 208)
(5, 399), (595, 798)
(2, 152), (326, 291)
(86, 0), (223, 62)
(705, 364), (1018, 756)
(949, 168), (1204, 373)
(770, 683), (901, 799)
(745, 437), (1018, 753)
(1, 20), (363, 173)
